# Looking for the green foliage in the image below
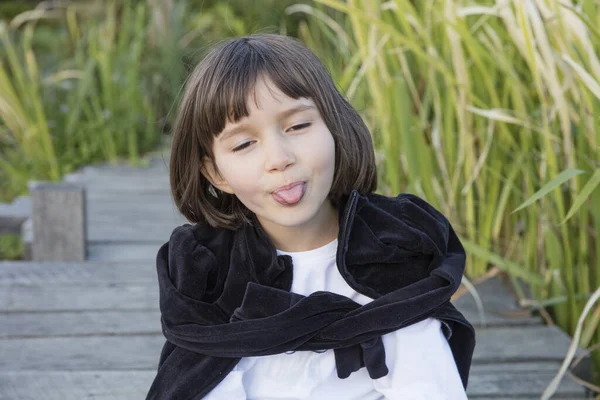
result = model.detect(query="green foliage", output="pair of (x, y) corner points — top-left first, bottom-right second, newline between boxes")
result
(0, 1), (38, 20)
(187, 0), (307, 36)
(0, 233), (22, 260)
(0, 0), (277, 204)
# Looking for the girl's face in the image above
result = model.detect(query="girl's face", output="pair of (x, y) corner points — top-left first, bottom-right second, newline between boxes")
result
(201, 74), (338, 251)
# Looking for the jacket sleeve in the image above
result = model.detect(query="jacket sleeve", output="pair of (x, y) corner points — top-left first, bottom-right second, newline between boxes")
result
(145, 339), (240, 400)
(145, 224), (239, 399)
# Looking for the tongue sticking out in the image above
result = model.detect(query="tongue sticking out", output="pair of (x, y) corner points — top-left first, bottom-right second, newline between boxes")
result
(273, 183), (305, 205)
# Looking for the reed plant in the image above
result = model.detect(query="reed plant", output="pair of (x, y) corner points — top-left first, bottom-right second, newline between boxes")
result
(293, 0), (600, 388)
(0, 19), (61, 197)
(0, 0), (251, 203)
(0, 0), (157, 201)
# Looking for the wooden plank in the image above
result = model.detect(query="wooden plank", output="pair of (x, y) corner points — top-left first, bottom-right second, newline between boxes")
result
(0, 371), (155, 400)
(82, 193), (185, 240)
(473, 325), (583, 362)
(86, 221), (181, 242)
(30, 183), (86, 262)
(0, 367), (589, 400)
(85, 213), (182, 226)
(79, 164), (169, 176)
(0, 326), (582, 371)
(87, 225), (179, 243)
(456, 307), (541, 328)
(0, 347), (589, 398)
(86, 207), (179, 219)
(453, 277), (542, 327)
(79, 157), (169, 176)
(0, 310), (161, 338)
(87, 243), (166, 262)
(64, 173), (170, 193)
(466, 362), (589, 398)
(0, 366), (589, 400)
(0, 195), (29, 235)
(84, 192), (174, 206)
(85, 208), (181, 223)
(85, 211), (181, 223)
(0, 335), (164, 371)
(1, 284), (158, 312)
(73, 151), (169, 173)
(85, 197), (179, 218)
(0, 261), (156, 285)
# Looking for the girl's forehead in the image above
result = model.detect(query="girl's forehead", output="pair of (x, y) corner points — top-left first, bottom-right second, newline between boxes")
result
(247, 75), (293, 109)
(230, 76), (315, 119)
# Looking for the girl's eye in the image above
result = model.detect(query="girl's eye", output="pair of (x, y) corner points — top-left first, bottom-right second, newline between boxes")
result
(232, 141), (254, 153)
(288, 122), (311, 132)
(231, 123), (311, 153)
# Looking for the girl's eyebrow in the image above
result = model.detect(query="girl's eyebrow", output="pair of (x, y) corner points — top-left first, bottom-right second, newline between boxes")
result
(218, 104), (316, 142)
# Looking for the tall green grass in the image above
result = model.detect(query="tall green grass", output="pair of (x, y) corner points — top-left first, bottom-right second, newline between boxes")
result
(294, 0), (600, 389)
(0, 0), (158, 201)
(0, 0), (253, 203)
(0, 20), (61, 189)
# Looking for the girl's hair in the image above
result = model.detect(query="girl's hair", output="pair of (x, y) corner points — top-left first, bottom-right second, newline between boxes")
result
(169, 33), (377, 230)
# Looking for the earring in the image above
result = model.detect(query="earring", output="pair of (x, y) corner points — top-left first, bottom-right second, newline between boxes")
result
(208, 184), (219, 198)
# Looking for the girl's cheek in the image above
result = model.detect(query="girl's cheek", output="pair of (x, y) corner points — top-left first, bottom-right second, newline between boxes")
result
(310, 131), (335, 165)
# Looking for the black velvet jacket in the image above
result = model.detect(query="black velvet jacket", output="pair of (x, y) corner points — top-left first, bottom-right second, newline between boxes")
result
(146, 189), (476, 399)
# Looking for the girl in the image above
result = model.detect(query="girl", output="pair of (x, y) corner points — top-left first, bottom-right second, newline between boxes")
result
(147, 33), (475, 400)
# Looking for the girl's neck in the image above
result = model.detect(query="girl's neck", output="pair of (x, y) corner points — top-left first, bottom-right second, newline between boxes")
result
(259, 201), (339, 253)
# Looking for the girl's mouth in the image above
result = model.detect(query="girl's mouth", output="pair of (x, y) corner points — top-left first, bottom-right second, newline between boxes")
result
(272, 182), (306, 205)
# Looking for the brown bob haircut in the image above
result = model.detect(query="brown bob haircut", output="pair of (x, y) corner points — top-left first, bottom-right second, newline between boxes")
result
(170, 33), (377, 230)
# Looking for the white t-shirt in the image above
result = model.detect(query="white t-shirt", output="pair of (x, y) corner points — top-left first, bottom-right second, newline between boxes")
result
(204, 238), (468, 400)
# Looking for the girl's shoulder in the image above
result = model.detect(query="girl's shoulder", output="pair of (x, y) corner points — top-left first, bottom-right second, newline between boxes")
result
(162, 222), (235, 299)
(169, 221), (233, 248)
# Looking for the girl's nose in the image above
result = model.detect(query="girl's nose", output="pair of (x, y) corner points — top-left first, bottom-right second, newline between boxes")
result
(265, 132), (296, 171)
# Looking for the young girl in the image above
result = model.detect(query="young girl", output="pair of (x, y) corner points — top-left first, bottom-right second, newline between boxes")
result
(146, 33), (475, 400)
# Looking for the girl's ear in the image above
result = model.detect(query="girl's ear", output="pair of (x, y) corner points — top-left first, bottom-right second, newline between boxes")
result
(200, 157), (235, 195)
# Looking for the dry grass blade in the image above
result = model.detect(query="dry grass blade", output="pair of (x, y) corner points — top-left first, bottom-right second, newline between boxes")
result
(458, 275), (487, 328)
(541, 286), (600, 399)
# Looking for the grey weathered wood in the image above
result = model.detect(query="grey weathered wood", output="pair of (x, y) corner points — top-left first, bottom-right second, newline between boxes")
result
(0, 261), (156, 285)
(466, 361), (589, 398)
(456, 308), (541, 328)
(84, 192), (173, 205)
(87, 221), (181, 242)
(0, 195), (30, 235)
(84, 196), (181, 218)
(0, 343), (590, 398)
(87, 224), (179, 243)
(52, 153), (186, 245)
(84, 194), (177, 216)
(0, 365), (589, 400)
(87, 243), (167, 262)
(29, 182), (86, 262)
(0, 335), (164, 371)
(20, 218), (32, 261)
(0, 310), (161, 338)
(453, 277), (542, 327)
(0, 325), (581, 370)
(82, 192), (185, 242)
(2, 284), (158, 312)
(64, 172), (171, 193)
(473, 325), (584, 362)
(80, 158), (169, 176)
(0, 371), (155, 400)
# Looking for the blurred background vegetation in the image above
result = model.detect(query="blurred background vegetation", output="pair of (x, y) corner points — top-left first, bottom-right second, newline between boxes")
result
(0, 0), (599, 391)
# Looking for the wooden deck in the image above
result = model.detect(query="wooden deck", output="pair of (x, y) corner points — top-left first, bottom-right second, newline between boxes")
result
(0, 150), (593, 399)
